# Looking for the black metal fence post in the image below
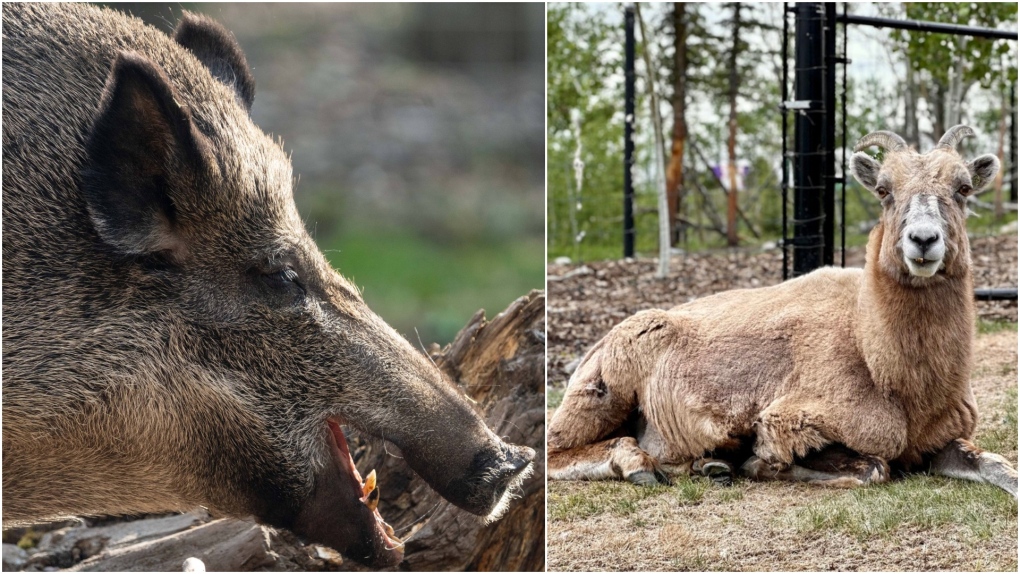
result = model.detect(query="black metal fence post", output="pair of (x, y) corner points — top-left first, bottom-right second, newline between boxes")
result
(793, 2), (826, 276)
(822, 1), (836, 267)
(781, 3), (790, 280)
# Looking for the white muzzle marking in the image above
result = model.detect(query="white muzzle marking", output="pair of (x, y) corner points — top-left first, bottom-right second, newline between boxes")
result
(901, 194), (946, 278)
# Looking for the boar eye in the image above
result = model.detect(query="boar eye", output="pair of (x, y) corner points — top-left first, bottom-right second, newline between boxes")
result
(263, 268), (305, 295)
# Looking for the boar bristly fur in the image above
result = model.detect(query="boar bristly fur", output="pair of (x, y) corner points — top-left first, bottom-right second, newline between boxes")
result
(2, 4), (533, 567)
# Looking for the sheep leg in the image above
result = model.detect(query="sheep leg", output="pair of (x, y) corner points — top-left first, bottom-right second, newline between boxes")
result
(753, 402), (831, 470)
(548, 437), (668, 485)
(741, 445), (890, 487)
(931, 438), (1018, 498)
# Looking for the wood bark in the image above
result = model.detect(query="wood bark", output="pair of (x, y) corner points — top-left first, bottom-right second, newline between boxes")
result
(666, 2), (688, 247)
(339, 290), (546, 571)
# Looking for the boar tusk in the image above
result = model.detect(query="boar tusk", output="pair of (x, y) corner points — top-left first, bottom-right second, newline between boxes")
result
(362, 469), (377, 498)
(365, 483), (380, 512)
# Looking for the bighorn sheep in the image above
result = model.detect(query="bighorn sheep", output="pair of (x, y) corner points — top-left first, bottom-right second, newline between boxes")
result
(548, 126), (1017, 497)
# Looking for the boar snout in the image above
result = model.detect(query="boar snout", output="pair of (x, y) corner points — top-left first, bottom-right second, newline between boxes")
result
(403, 437), (535, 520)
(457, 442), (536, 519)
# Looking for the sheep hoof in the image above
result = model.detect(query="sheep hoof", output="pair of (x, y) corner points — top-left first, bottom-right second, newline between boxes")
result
(626, 471), (661, 487)
(696, 461), (733, 486)
(769, 461), (791, 473)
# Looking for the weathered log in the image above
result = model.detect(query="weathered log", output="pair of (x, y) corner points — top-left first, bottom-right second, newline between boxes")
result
(338, 290), (547, 572)
(17, 513), (206, 570)
(70, 519), (275, 572)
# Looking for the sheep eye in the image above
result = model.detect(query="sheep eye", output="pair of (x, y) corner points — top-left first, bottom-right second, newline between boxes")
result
(876, 186), (889, 199)
(957, 185), (972, 197)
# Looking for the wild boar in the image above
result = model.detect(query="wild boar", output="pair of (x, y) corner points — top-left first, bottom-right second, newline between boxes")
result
(1, 3), (534, 567)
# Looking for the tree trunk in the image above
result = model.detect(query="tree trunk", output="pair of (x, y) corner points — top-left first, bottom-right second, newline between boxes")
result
(635, 3), (672, 278)
(945, 36), (965, 129)
(569, 112), (582, 262)
(339, 290), (546, 571)
(921, 77), (947, 141)
(666, 2), (688, 247)
(904, 62), (919, 147)
(994, 88), (1008, 221)
(726, 2), (742, 247)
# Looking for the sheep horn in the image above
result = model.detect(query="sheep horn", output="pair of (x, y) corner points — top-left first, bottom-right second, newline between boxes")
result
(936, 125), (975, 151)
(853, 131), (907, 153)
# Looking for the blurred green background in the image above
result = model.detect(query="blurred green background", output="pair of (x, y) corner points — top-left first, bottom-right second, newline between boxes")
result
(100, 3), (545, 346)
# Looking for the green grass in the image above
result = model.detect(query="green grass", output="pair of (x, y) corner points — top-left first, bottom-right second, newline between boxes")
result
(673, 476), (709, 506)
(977, 320), (1019, 335)
(669, 552), (713, 571)
(968, 207), (1019, 237)
(547, 387), (565, 410)
(977, 388), (1018, 458)
(791, 475), (1017, 541)
(549, 476), (717, 521)
(717, 486), (746, 503)
(549, 481), (672, 521)
(319, 230), (544, 345)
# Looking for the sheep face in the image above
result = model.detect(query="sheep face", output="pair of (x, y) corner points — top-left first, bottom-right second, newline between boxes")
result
(849, 126), (1000, 283)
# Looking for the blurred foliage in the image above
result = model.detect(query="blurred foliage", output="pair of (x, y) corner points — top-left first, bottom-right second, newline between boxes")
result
(888, 2), (1018, 87)
(100, 3), (545, 345)
(547, 2), (1017, 264)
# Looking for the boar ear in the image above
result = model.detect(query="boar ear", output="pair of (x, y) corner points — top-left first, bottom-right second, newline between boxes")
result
(173, 12), (255, 111)
(967, 154), (1000, 194)
(83, 52), (215, 260)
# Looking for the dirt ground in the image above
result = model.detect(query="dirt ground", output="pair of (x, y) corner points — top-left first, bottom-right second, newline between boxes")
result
(546, 233), (1018, 572)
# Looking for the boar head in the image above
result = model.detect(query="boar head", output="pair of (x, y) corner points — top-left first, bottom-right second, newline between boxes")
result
(65, 13), (533, 567)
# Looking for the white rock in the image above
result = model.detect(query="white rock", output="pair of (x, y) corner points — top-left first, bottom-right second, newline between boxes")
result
(182, 557), (206, 572)
(2, 543), (30, 570)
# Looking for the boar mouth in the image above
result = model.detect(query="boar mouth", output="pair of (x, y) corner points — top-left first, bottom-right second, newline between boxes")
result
(290, 418), (403, 567)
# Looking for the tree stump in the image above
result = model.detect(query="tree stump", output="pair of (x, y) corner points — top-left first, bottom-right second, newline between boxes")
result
(338, 290), (546, 572)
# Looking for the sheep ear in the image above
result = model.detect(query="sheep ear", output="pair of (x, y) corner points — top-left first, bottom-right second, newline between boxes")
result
(174, 11), (255, 111)
(850, 152), (882, 196)
(82, 52), (214, 260)
(966, 154), (1000, 194)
